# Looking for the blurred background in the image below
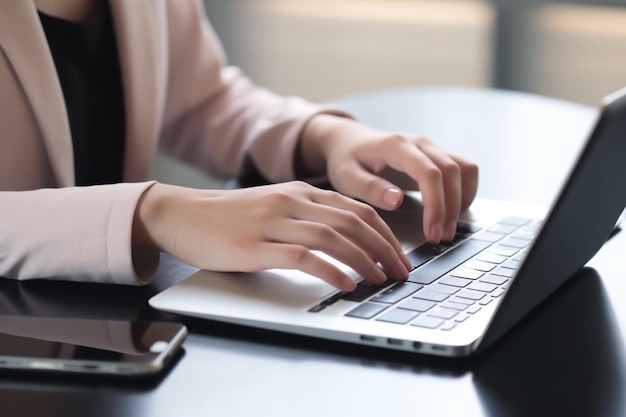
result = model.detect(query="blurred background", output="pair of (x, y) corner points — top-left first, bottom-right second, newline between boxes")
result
(153, 0), (626, 187)
(203, 0), (626, 105)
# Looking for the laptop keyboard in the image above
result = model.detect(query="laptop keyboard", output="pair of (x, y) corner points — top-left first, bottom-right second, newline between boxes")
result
(308, 217), (541, 332)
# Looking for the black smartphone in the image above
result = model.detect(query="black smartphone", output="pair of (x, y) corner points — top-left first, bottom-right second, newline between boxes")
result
(0, 316), (187, 376)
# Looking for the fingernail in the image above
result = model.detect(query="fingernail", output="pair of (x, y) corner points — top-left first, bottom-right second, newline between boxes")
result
(342, 279), (357, 292)
(396, 258), (409, 279)
(400, 251), (412, 270)
(383, 188), (402, 209)
(375, 267), (388, 283)
(429, 222), (443, 243)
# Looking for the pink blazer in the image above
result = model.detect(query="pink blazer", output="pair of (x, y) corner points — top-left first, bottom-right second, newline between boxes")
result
(0, 0), (338, 284)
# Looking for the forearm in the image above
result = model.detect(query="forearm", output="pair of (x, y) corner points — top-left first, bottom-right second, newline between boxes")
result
(296, 113), (360, 180)
(0, 182), (158, 284)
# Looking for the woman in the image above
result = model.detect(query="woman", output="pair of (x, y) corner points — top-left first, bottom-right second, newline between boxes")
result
(0, 0), (478, 292)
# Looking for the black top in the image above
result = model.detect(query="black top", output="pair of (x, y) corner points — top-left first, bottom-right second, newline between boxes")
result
(38, 1), (125, 186)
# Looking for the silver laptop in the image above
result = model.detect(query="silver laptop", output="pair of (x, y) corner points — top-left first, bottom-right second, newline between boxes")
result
(150, 87), (626, 357)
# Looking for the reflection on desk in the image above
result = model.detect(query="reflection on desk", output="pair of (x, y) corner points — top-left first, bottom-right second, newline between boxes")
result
(473, 267), (626, 417)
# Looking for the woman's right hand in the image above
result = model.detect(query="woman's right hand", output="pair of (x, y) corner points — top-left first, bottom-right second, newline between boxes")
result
(132, 181), (411, 291)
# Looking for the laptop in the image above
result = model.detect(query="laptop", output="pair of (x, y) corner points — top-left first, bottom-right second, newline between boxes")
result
(149, 87), (626, 357)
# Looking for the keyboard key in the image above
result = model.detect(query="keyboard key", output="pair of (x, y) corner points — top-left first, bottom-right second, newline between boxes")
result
(489, 245), (519, 257)
(480, 275), (509, 286)
(308, 304), (326, 313)
(456, 222), (482, 234)
(525, 220), (543, 229)
(491, 288), (506, 298)
(463, 259), (496, 272)
(467, 281), (498, 293)
(428, 283), (460, 295)
(479, 297), (494, 306)
(450, 267), (484, 280)
(449, 297), (475, 306)
(502, 259), (522, 270)
(405, 246), (437, 270)
(473, 231), (505, 242)
(341, 281), (389, 302)
(420, 243), (449, 256)
(467, 305), (482, 314)
(491, 266), (516, 278)
(407, 239), (492, 285)
(440, 301), (468, 311)
(441, 322), (457, 331)
(513, 230), (536, 240)
(488, 224), (518, 234)
(428, 308), (458, 320)
(454, 313), (470, 323)
(410, 316), (444, 329)
(499, 237), (532, 249)
(452, 232), (471, 242)
(523, 221), (541, 229)
(372, 282), (422, 304)
(456, 289), (486, 301)
(375, 308), (419, 324)
(398, 298), (437, 312)
(310, 290), (345, 311)
(345, 302), (388, 319)
(439, 275), (472, 287)
(438, 233), (467, 247)
(499, 217), (532, 226)
(413, 289), (449, 302)
(474, 252), (507, 264)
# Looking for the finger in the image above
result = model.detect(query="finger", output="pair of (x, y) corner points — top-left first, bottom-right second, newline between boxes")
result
(307, 189), (411, 272)
(449, 153), (479, 212)
(417, 142), (463, 242)
(267, 218), (391, 284)
(374, 142), (447, 244)
(276, 210), (406, 280)
(265, 190), (410, 279)
(336, 160), (406, 211)
(253, 242), (358, 291)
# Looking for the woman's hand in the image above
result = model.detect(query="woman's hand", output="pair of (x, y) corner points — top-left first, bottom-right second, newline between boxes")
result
(133, 181), (411, 291)
(298, 115), (479, 243)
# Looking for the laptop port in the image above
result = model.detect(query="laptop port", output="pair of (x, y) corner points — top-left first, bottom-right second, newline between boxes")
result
(387, 338), (403, 346)
(360, 335), (376, 342)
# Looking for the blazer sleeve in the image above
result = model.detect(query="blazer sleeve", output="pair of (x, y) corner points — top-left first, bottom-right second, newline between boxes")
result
(0, 181), (158, 285)
(158, 0), (349, 183)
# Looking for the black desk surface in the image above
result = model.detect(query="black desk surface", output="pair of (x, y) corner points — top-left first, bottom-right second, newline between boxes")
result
(2, 87), (625, 417)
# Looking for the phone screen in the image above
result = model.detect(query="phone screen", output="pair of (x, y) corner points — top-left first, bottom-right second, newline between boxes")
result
(0, 316), (187, 376)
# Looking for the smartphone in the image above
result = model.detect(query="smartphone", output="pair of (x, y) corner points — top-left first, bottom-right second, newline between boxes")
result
(0, 316), (187, 376)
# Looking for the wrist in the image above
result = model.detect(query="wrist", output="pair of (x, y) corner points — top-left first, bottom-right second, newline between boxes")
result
(131, 182), (174, 279)
(133, 183), (163, 252)
(297, 114), (354, 178)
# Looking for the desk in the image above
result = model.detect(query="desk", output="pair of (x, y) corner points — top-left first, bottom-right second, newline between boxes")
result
(2, 87), (625, 417)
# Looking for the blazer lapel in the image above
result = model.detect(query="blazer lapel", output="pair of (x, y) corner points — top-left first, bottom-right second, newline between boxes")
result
(0, 1), (74, 186)
(0, 1), (165, 186)
(109, 0), (164, 182)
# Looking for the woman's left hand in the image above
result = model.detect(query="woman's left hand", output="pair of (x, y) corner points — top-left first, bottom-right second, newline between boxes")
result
(298, 115), (479, 244)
